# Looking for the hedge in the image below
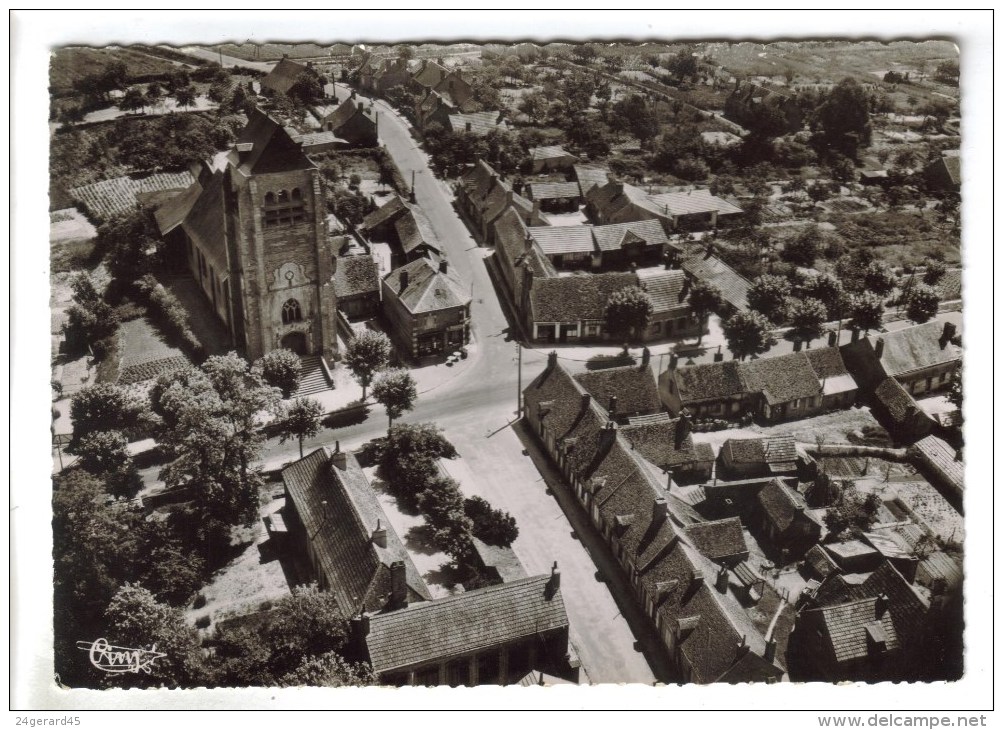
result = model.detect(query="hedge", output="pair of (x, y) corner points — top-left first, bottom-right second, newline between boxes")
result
(135, 275), (205, 361)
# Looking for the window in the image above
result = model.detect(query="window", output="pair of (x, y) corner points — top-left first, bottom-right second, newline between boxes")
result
(264, 192), (276, 206)
(277, 190), (290, 204)
(263, 190), (306, 227)
(282, 298), (303, 325)
(291, 188), (302, 201)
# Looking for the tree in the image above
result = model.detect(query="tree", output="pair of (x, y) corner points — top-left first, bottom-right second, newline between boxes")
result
(722, 310), (776, 361)
(905, 283), (940, 324)
(207, 79), (231, 105)
(782, 225), (822, 268)
(664, 49), (697, 81)
(173, 84), (197, 110)
(102, 584), (209, 689)
(687, 281), (723, 345)
(277, 397), (323, 458)
(863, 261), (897, 297)
(947, 369), (962, 410)
(280, 652), (376, 688)
(96, 209), (160, 284)
(69, 429), (141, 498)
(344, 329), (392, 401)
(747, 274), (792, 325)
(611, 94), (660, 145)
(416, 475), (467, 529)
(69, 384), (146, 445)
(65, 275), (118, 349)
(118, 86), (147, 114)
(289, 72), (324, 105)
(140, 538), (207, 606)
(848, 292), (884, 335)
(824, 486), (881, 540)
(372, 368), (417, 429)
(815, 77), (873, 158)
(604, 286), (654, 344)
(922, 258), (948, 285)
(261, 584), (348, 679)
(572, 44), (598, 65)
(145, 82), (164, 112)
(464, 496), (519, 547)
(802, 273), (849, 321)
(565, 114), (610, 159)
(786, 298), (828, 350)
(397, 45), (415, 61)
(252, 348), (301, 398)
(378, 423), (457, 500)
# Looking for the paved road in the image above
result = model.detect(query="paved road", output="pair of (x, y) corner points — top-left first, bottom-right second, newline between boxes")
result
(178, 46), (275, 72)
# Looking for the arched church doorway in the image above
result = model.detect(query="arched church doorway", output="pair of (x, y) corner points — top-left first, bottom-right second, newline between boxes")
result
(280, 331), (308, 355)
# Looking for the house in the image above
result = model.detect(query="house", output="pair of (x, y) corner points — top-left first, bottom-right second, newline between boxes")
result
(755, 479), (822, 558)
(573, 364), (663, 422)
(804, 544), (841, 581)
(679, 250), (751, 314)
(823, 540), (882, 574)
(359, 56), (410, 96)
(410, 59), (450, 93)
(908, 435), (964, 500)
(153, 109), (338, 364)
(700, 131), (742, 148)
(620, 416), (716, 484)
(447, 111), (509, 136)
(637, 267), (704, 341)
(529, 145), (579, 174)
(724, 81), (803, 135)
(294, 130), (344, 156)
(333, 254), (381, 320)
(280, 445), (432, 616)
(859, 169), (890, 186)
(574, 165), (611, 198)
(415, 89), (456, 132)
(718, 436), (798, 480)
(524, 181), (582, 213)
(355, 570), (578, 686)
(431, 71), (476, 113)
(682, 517), (749, 566)
(661, 349), (855, 423)
(260, 57), (312, 96)
(457, 160), (543, 244)
(528, 218), (674, 272)
(381, 257), (471, 360)
(521, 270), (637, 344)
(522, 356), (791, 683)
(923, 153), (961, 193)
(586, 180), (742, 231)
(470, 537), (528, 585)
(871, 377), (934, 442)
(318, 98), (378, 147)
(789, 561), (959, 682)
(360, 195), (442, 264)
(840, 320), (961, 395)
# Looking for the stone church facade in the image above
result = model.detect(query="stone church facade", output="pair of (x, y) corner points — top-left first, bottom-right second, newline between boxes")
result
(160, 109), (338, 365)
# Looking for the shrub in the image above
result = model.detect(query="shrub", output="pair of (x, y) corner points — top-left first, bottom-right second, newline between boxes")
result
(135, 275), (205, 360)
(253, 349), (301, 398)
(193, 593), (207, 610)
(464, 496), (519, 547)
(195, 615), (211, 629)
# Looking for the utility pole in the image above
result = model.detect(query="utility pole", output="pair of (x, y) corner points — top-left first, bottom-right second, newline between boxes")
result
(516, 341), (522, 418)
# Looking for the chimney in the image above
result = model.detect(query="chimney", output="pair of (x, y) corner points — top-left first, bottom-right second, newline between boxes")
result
(598, 420), (618, 452)
(764, 638), (777, 663)
(546, 350), (558, 372)
(439, 259), (448, 274)
(675, 409), (692, 449)
(828, 330), (838, 347)
(465, 121), (472, 132)
(652, 496), (668, 524)
(580, 392), (592, 412)
(669, 352), (679, 370)
(940, 321), (957, 348)
(388, 560), (408, 610)
(351, 89), (357, 99)
(608, 395), (618, 416)
(532, 198), (541, 217)
(358, 101), (364, 112)
(716, 565), (730, 593)
(545, 561), (561, 600)
(372, 519), (388, 549)
(399, 270), (410, 293)
(736, 634), (750, 658)
(331, 440), (347, 470)
(664, 468), (673, 491)
(874, 337), (885, 359)
(875, 593), (889, 618)
(349, 611), (371, 655)
(680, 277), (691, 302)
(641, 347), (651, 368)
(691, 569), (705, 590)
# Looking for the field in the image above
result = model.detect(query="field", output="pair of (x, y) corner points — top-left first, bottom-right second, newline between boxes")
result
(69, 170), (195, 221)
(49, 46), (184, 93)
(216, 42), (343, 62)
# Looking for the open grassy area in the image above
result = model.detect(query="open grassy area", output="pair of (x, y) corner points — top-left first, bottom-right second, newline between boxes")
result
(50, 46), (183, 93)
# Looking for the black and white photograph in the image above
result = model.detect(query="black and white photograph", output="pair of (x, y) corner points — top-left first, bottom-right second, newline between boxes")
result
(11, 8), (995, 721)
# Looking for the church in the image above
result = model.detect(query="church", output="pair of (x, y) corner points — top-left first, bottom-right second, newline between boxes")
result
(155, 108), (339, 366)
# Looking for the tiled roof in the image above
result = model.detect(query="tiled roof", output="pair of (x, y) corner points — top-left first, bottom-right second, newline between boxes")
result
(674, 360), (746, 403)
(805, 346), (852, 380)
(459, 159), (498, 196)
(448, 111), (508, 135)
(412, 59), (449, 88)
(648, 189), (743, 217)
(683, 518), (748, 562)
(181, 169), (228, 272)
(321, 98), (377, 131)
(262, 58), (310, 95)
(282, 448), (431, 618)
(873, 321), (961, 378)
(680, 253), (751, 311)
(299, 131), (344, 148)
(471, 536), (528, 584)
(394, 205), (440, 255)
(334, 255), (380, 298)
(573, 365), (662, 418)
(916, 551), (962, 592)
(528, 271), (637, 323)
(153, 177), (203, 235)
(492, 208), (557, 300)
(383, 257), (470, 314)
(526, 181), (582, 201)
(364, 574), (568, 674)
(805, 544), (841, 579)
(757, 478), (809, 533)
(816, 597), (900, 663)
(637, 268), (690, 315)
(591, 219), (671, 253)
(873, 377), (921, 426)
(741, 351), (822, 405)
(573, 165), (611, 196)
(530, 145), (576, 162)
(361, 194), (411, 230)
(529, 226), (595, 256)
(619, 419), (703, 470)
(909, 435), (964, 495)
(231, 109), (314, 176)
